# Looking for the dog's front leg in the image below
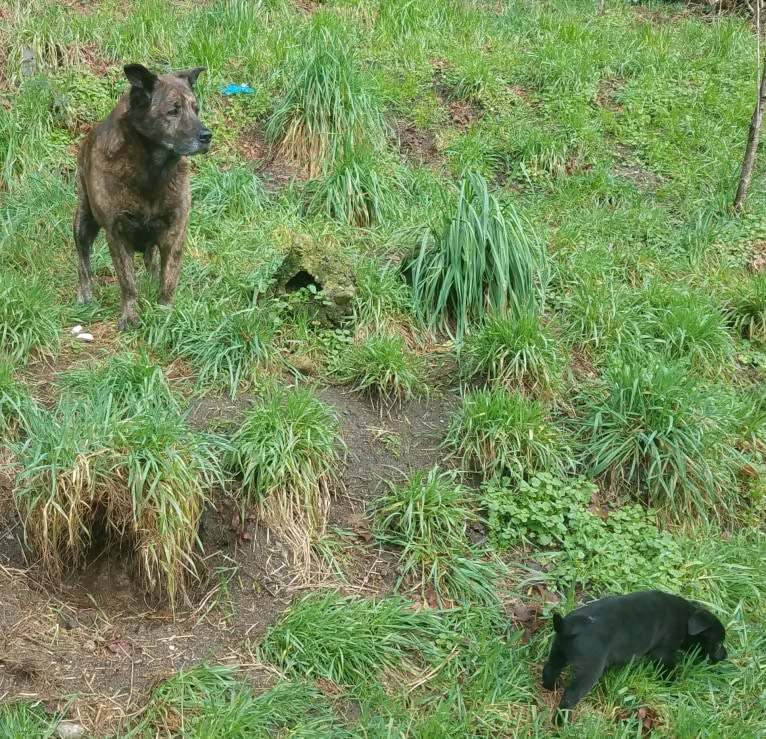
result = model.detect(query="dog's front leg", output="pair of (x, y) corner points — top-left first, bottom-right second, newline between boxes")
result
(157, 222), (187, 306)
(106, 234), (140, 330)
(554, 657), (605, 725)
(143, 243), (160, 282)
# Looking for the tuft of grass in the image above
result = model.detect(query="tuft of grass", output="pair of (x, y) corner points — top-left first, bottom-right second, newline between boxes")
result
(258, 590), (443, 687)
(0, 357), (37, 434)
(129, 663), (341, 738)
(304, 148), (398, 227)
(409, 171), (542, 341)
(574, 359), (740, 523)
(226, 386), (344, 563)
(14, 396), (223, 605)
(372, 467), (501, 606)
(0, 702), (58, 739)
(442, 387), (573, 482)
(331, 334), (429, 410)
(460, 309), (561, 396)
(144, 295), (277, 398)
(60, 350), (179, 413)
(629, 283), (733, 374)
(0, 272), (60, 361)
(726, 273), (766, 339)
(266, 37), (384, 177)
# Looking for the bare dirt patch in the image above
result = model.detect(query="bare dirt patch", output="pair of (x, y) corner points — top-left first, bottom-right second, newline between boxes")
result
(237, 123), (307, 191)
(746, 239), (766, 275)
(0, 387), (462, 735)
(596, 77), (625, 113)
(612, 143), (661, 190)
(394, 118), (441, 168)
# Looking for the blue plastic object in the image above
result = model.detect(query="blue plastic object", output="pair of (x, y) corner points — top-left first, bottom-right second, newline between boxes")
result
(219, 83), (255, 95)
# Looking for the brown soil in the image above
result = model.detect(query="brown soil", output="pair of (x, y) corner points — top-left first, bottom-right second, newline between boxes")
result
(612, 143), (661, 190)
(596, 77), (625, 113)
(0, 385), (461, 736)
(395, 118), (441, 168)
(236, 123), (307, 191)
(747, 239), (766, 275)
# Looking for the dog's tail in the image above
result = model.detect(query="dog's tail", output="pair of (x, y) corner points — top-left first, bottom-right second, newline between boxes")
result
(552, 612), (565, 633)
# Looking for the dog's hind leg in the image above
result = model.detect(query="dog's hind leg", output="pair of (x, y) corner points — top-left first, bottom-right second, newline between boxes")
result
(105, 234), (140, 330)
(143, 243), (160, 282)
(554, 656), (605, 725)
(74, 198), (100, 304)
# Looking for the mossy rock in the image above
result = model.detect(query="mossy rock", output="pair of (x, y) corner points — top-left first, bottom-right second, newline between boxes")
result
(271, 228), (356, 324)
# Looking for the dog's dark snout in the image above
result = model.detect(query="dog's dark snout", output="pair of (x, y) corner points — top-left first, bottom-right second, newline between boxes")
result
(198, 128), (212, 144)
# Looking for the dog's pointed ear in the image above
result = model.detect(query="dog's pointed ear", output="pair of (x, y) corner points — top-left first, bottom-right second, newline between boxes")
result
(552, 613), (564, 633)
(175, 67), (206, 89)
(124, 64), (157, 92)
(688, 608), (716, 636)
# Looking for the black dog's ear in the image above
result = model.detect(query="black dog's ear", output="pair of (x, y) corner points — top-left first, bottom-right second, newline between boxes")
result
(688, 608), (717, 636)
(124, 64), (157, 92)
(552, 613), (565, 633)
(175, 67), (206, 89)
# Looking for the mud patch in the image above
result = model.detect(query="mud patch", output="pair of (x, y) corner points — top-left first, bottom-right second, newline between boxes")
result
(596, 77), (625, 113)
(237, 123), (307, 191)
(395, 118), (441, 167)
(612, 143), (661, 190)
(747, 239), (766, 274)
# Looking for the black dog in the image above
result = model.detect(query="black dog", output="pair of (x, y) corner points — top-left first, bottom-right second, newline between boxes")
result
(542, 590), (727, 724)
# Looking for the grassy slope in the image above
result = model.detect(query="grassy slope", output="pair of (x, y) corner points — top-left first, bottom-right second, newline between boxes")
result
(1, 0), (765, 736)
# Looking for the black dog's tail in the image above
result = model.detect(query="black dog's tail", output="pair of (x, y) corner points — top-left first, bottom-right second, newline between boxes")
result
(552, 613), (565, 633)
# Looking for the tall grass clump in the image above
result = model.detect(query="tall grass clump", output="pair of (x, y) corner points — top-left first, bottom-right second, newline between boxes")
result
(59, 350), (179, 413)
(409, 171), (542, 341)
(13, 396), (222, 605)
(460, 309), (561, 396)
(304, 148), (396, 227)
(258, 591), (443, 687)
(372, 467), (502, 606)
(144, 295), (276, 398)
(442, 388), (572, 481)
(331, 334), (428, 410)
(575, 359), (739, 522)
(726, 273), (766, 339)
(0, 272), (60, 361)
(629, 283), (733, 373)
(266, 37), (384, 177)
(226, 386), (343, 563)
(0, 358), (37, 434)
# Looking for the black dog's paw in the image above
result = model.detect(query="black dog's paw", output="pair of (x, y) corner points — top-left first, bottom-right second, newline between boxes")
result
(542, 674), (556, 691)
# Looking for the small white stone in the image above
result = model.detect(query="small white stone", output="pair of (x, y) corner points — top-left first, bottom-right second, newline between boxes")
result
(56, 722), (86, 738)
(70, 325), (83, 335)
(75, 332), (94, 342)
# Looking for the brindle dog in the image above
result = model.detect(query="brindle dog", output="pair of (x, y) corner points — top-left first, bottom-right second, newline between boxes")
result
(74, 63), (211, 329)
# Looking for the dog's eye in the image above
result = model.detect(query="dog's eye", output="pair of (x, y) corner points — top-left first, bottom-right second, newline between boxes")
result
(167, 107), (180, 117)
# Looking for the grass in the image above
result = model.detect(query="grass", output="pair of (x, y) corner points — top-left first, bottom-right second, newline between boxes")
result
(226, 385), (344, 564)
(0, 271), (60, 361)
(459, 309), (561, 396)
(13, 394), (223, 605)
(2, 0), (766, 736)
(257, 590), (443, 687)
(726, 272), (766, 339)
(266, 32), (385, 177)
(331, 333), (429, 409)
(574, 358), (740, 523)
(372, 467), (502, 606)
(409, 170), (543, 341)
(304, 146), (400, 227)
(442, 387), (573, 482)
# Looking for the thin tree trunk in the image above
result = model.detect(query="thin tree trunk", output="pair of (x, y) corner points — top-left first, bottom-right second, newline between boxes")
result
(734, 5), (766, 213)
